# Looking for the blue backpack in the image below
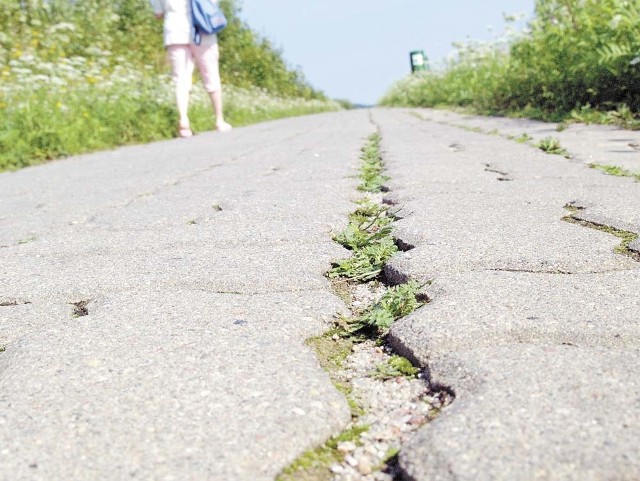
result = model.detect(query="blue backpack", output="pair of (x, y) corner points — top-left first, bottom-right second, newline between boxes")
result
(191, 0), (227, 45)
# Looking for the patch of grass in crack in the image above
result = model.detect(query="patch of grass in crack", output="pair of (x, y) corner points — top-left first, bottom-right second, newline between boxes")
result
(563, 205), (640, 261)
(347, 280), (427, 335)
(333, 202), (395, 251)
(358, 132), (389, 193)
(308, 329), (354, 374)
(277, 425), (370, 481)
(281, 132), (430, 481)
(329, 198), (399, 282)
(537, 137), (571, 157)
(514, 132), (533, 143)
(374, 355), (420, 380)
(589, 163), (640, 182)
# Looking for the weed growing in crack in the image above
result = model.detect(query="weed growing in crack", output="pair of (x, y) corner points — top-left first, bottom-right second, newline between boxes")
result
(281, 131), (446, 481)
(276, 425), (370, 481)
(347, 280), (426, 335)
(589, 163), (640, 181)
(329, 239), (398, 282)
(374, 355), (420, 380)
(358, 133), (389, 193)
(17, 235), (37, 245)
(333, 202), (395, 251)
(563, 205), (640, 261)
(537, 137), (571, 157)
(515, 133), (533, 143)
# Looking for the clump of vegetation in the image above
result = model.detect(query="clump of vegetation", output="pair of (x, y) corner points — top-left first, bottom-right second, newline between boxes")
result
(381, 0), (640, 125)
(277, 425), (370, 481)
(329, 134), (398, 282)
(514, 133), (533, 143)
(358, 133), (390, 193)
(374, 355), (420, 380)
(589, 163), (640, 181)
(537, 137), (570, 156)
(349, 280), (425, 334)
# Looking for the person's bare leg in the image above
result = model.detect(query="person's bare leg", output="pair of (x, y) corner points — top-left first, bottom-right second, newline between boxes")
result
(168, 45), (194, 136)
(208, 89), (232, 131)
(193, 41), (232, 132)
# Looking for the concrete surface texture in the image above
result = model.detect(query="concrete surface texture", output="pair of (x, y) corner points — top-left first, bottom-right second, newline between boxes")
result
(0, 111), (373, 480)
(373, 108), (640, 481)
(2, 108), (640, 480)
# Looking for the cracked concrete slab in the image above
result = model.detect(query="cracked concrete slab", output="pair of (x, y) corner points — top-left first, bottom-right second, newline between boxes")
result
(0, 110), (373, 479)
(0, 289), (348, 481)
(400, 344), (640, 481)
(389, 269), (640, 360)
(371, 108), (640, 481)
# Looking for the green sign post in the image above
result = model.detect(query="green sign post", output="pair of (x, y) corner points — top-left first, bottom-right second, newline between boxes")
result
(410, 50), (428, 73)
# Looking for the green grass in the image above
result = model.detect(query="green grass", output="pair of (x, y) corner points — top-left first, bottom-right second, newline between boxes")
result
(276, 425), (370, 481)
(537, 137), (570, 157)
(358, 133), (389, 193)
(589, 163), (640, 181)
(380, 0), (640, 125)
(514, 133), (533, 143)
(374, 355), (420, 380)
(348, 280), (425, 334)
(329, 135), (399, 282)
(0, 84), (340, 171)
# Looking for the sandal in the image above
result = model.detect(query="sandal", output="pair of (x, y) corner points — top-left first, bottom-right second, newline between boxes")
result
(178, 125), (193, 138)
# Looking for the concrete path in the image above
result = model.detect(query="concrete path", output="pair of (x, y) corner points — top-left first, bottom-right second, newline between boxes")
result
(1, 108), (639, 480)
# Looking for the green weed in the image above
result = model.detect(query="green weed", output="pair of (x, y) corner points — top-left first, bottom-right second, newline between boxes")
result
(537, 137), (570, 157)
(515, 133), (533, 143)
(374, 355), (420, 380)
(329, 238), (398, 282)
(349, 280), (425, 334)
(589, 163), (640, 181)
(276, 425), (370, 481)
(358, 133), (390, 193)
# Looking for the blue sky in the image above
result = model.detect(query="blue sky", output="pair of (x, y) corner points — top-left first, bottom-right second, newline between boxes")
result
(239, 1), (534, 105)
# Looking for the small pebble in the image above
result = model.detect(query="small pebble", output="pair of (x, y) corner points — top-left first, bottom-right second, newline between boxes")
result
(337, 441), (357, 453)
(358, 458), (373, 475)
(345, 455), (359, 467)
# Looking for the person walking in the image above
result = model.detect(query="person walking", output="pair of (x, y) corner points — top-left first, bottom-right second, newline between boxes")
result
(151, 0), (232, 137)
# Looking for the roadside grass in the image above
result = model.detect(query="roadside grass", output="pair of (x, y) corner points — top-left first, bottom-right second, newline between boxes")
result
(0, 82), (340, 171)
(380, 1), (640, 127)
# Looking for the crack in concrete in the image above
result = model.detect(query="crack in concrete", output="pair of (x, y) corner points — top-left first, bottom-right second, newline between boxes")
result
(0, 299), (32, 307)
(484, 163), (514, 182)
(563, 203), (640, 262)
(283, 116), (455, 481)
